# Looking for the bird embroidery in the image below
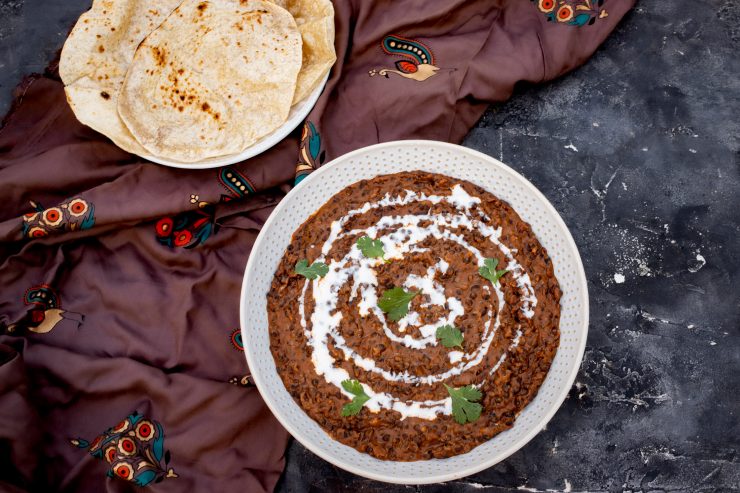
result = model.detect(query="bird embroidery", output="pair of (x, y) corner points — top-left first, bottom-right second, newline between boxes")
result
(369, 35), (440, 82)
(6, 285), (83, 334)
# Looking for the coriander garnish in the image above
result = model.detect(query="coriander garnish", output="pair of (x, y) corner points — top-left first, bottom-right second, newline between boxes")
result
(435, 325), (464, 349)
(444, 384), (483, 425)
(340, 379), (370, 416)
(478, 258), (507, 285)
(356, 236), (385, 259)
(294, 259), (329, 280)
(377, 287), (420, 322)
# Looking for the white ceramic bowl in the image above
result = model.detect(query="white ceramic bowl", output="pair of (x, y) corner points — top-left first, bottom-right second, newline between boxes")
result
(240, 140), (589, 484)
(141, 74), (329, 169)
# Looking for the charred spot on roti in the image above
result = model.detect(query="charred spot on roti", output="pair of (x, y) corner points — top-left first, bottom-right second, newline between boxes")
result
(100, 91), (110, 100)
(151, 46), (167, 67)
(98, 45), (105, 53)
(197, 101), (220, 121)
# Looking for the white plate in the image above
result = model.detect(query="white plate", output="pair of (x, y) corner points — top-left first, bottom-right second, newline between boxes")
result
(240, 140), (589, 484)
(141, 74), (329, 169)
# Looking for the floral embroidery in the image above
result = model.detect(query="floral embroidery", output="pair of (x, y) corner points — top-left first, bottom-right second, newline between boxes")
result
(369, 35), (440, 82)
(230, 328), (244, 351)
(155, 195), (216, 249)
(295, 121), (325, 184)
(229, 374), (254, 388)
(22, 197), (95, 239)
(228, 328), (252, 387)
(154, 167), (256, 249)
(218, 166), (256, 202)
(6, 285), (84, 334)
(71, 412), (177, 487)
(533, 0), (608, 26)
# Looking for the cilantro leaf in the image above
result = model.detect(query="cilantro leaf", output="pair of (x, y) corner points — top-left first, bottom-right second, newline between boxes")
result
(436, 325), (464, 349)
(294, 259), (329, 280)
(478, 258), (507, 284)
(377, 287), (420, 322)
(340, 379), (370, 416)
(444, 383), (483, 425)
(357, 236), (385, 259)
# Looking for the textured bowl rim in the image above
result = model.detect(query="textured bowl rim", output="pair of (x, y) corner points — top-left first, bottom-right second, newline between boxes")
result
(140, 73), (329, 169)
(240, 140), (589, 484)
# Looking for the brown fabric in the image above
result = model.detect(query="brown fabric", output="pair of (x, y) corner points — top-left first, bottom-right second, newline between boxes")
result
(0, 0), (634, 490)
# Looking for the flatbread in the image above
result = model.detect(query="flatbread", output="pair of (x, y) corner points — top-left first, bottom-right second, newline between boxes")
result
(118, 0), (302, 162)
(59, 0), (183, 155)
(270, 0), (336, 104)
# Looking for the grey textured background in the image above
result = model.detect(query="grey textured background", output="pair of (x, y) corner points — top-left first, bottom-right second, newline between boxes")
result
(1, 0), (738, 492)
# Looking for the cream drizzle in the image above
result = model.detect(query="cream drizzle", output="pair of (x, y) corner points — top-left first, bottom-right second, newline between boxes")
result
(296, 185), (539, 420)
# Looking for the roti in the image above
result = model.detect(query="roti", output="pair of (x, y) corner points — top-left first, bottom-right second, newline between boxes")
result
(59, 0), (183, 155)
(270, 0), (336, 104)
(118, 0), (302, 163)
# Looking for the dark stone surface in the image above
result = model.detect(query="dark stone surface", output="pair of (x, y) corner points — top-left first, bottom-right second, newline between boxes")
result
(1, 1), (738, 492)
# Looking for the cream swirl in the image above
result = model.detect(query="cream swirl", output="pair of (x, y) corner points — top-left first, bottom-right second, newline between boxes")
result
(297, 185), (537, 420)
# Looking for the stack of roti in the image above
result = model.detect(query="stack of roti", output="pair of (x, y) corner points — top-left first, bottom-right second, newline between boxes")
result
(60, 0), (335, 163)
